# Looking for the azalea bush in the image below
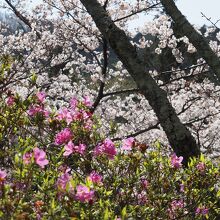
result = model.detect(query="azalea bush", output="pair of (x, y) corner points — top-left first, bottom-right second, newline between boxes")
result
(0, 82), (219, 219)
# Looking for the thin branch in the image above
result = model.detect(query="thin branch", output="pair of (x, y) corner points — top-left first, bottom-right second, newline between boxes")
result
(201, 12), (220, 29)
(103, 88), (140, 97)
(114, 3), (160, 23)
(91, 38), (108, 113)
(112, 122), (160, 141)
(159, 63), (207, 76)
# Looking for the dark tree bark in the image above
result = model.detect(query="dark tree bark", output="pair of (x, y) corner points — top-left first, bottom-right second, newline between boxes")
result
(160, 0), (220, 83)
(80, 0), (200, 165)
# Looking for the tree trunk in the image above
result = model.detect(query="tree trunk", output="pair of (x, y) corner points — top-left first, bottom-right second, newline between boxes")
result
(80, 0), (200, 165)
(161, 0), (220, 83)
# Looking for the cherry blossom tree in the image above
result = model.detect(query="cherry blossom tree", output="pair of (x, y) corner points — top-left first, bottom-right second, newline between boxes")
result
(1, 0), (220, 164)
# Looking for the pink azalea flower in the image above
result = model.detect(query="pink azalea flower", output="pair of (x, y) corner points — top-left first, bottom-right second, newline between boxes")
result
(63, 141), (74, 156)
(6, 96), (15, 106)
(141, 179), (149, 189)
(27, 105), (49, 117)
(94, 138), (117, 159)
(33, 147), (49, 168)
(196, 162), (206, 173)
(82, 110), (92, 120)
(168, 199), (184, 218)
(56, 108), (73, 125)
(58, 165), (71, 173)
(36, 91), (46, 103)
(75, 144), (86, 155)
(23, 152), (32, 164)
(0, 169), (7, 181)
(57, 172), (71, 191)
(55, 128), (73, 145)
(171, 200), (184, 209)
(137, 191), (148, 205)
(93, 144), (103, 157)
(180, 183), (185, 192)
(87, 171), (102, 184)
(196, 207), (209, 215)
(84, 119), (93, 130)
(70, 97), (78, 109)
(63, 141), (86, 156)
(83, 96), (92, 107)
(75, 185), (94, 203)
(121, 137), (134, 151)
(170, 154), (183, 169)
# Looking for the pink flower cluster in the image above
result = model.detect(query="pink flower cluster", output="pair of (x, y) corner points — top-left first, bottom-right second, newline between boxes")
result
(56, 108), (93, 129)
(56, 108), (74, 125)
(121, 137), (134, 151)
(87, 171), (102, 184)
(137, 191), (148, 205)
(168, 199), (184, 218)
(6, 95), (15, 106)
(70, 96), (92, 110)
(27, 105), (49, 117)
(196, 206), (209, 215)
(70, 97), (78, 109)
(56, 170), (95, 203)
(141, 179), (149, 189)
(56, 97), (93, 127)
(170, 154), (183, 169)
(57, 171), (72, 192)
(196, 162), (206, 173)
(36, 91), (46, 103)
(94, 138), (117, 159)
(63, 141), (86, 156)
(75, 185), (94, 203)
(55, 128), (73, 145)
(27, 92), (49, 117)
(82, 96), (92, 107)
(0, 170), (7, 182)
(23, 147), (49, 168)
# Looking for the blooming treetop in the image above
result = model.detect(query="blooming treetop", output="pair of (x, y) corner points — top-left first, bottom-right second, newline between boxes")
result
(0, 0), (220, 158)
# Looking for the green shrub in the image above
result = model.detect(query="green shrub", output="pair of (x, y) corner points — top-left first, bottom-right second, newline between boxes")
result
(0, 66), (219, 219)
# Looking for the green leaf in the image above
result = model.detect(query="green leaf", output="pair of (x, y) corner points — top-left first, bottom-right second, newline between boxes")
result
(104, 208), (109, 220)
(14, 154), (20, 165)
(121, 206), (127, 219)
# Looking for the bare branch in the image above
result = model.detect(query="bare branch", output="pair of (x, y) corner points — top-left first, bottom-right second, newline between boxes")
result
(91, 38), (109, 112)
(114, 3), (160, 23)
(112, 122), (160, 141)
(103, 88), (140, 97)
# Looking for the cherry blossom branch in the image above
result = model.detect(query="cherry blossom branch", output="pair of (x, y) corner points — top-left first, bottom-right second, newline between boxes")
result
(4, 0), (41, 38)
